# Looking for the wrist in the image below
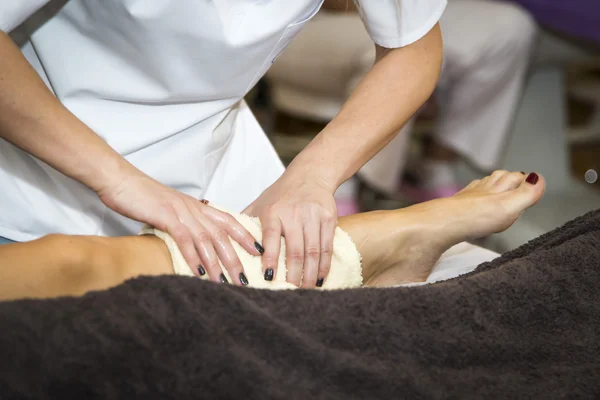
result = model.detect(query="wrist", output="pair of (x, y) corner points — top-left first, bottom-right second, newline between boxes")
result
(288, 129), (360, 190)
(285, 155), (340, 193)
(82, 152), (142, 194)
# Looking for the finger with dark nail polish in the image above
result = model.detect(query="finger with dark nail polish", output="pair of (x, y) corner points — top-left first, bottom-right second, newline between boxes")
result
(220, 273), (228, 283)
(316, 278), (324, 287)
(526, 172), (539, 185)
(254, 242), (264, 255)
(264, 268), (274, 281)
(520, 171), (526, 175)
(197, 265), (206, 276)
(239, 272), (249, 286)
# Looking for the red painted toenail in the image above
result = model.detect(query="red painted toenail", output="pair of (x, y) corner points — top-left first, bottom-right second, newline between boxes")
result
(525, 173), (539, 185)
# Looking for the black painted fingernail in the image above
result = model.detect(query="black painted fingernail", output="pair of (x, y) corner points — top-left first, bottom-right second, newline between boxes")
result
(239, 272), (249, 286)
(220, 273), (228, 283)
(316, 278), (324, 287)
(197, 265), (206, 276)
(254, 242), (264, 254)
(264, 268), (274, 281)
(521, 171), (526, 175)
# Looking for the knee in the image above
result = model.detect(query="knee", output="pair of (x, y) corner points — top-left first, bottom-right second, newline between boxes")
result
(41, 234), (89, 266)
(37, 234), (97, 289)
(41, 234), (117, 293)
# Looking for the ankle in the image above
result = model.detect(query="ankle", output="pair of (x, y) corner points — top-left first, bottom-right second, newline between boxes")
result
(397, 200), (465, 250)
(357, 209), (443, 283)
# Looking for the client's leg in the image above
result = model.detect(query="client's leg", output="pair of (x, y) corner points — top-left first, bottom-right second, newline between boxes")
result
(345, 171), (545, 286)
(0, 171), (545, 300)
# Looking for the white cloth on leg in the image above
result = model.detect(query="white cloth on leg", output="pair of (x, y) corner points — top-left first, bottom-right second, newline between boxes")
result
(140, 205), (363, 290)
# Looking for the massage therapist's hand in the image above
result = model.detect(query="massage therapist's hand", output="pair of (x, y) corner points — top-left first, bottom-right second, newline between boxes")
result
(97, 172), (262, 285)
(244, 172), (338, 288)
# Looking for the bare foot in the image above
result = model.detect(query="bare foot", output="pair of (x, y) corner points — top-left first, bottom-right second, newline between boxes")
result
(339, 171), (546, 287)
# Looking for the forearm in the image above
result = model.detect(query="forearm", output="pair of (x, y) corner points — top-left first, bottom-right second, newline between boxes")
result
(288, 23), (443, 188)
(0, 31), (137, 192)
(0, 235), (173, 301)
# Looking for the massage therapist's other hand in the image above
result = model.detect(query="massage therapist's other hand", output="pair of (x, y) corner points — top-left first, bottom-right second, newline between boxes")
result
(244, 172), (338, 288)
(97, 172), (262, 285)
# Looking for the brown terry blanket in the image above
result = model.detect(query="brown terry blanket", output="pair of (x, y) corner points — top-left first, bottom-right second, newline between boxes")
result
(1, 210), (599, 399)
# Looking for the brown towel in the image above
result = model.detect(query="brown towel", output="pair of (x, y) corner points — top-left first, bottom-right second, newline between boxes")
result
(0, 209), (599, 399)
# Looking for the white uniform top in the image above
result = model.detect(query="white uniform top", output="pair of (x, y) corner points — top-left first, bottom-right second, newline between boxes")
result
(0, 0), (446, 241)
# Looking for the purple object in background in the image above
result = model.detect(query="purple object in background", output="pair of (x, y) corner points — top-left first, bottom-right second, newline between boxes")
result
(511, 0), (600, 45)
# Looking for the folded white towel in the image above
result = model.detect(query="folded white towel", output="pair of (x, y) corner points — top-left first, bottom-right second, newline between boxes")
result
(140, 205), (362, 290)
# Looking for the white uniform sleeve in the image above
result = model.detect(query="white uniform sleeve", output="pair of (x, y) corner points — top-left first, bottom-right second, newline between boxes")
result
(353, 0), (446, 48)
(0, 0), (51, 32)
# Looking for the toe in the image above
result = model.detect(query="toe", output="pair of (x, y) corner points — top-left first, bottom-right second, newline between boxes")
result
(488, 170), (510, 186)
(458, 179), (480, 194)
(507, 172), (546, 212)
(494, 171), (527, 192)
